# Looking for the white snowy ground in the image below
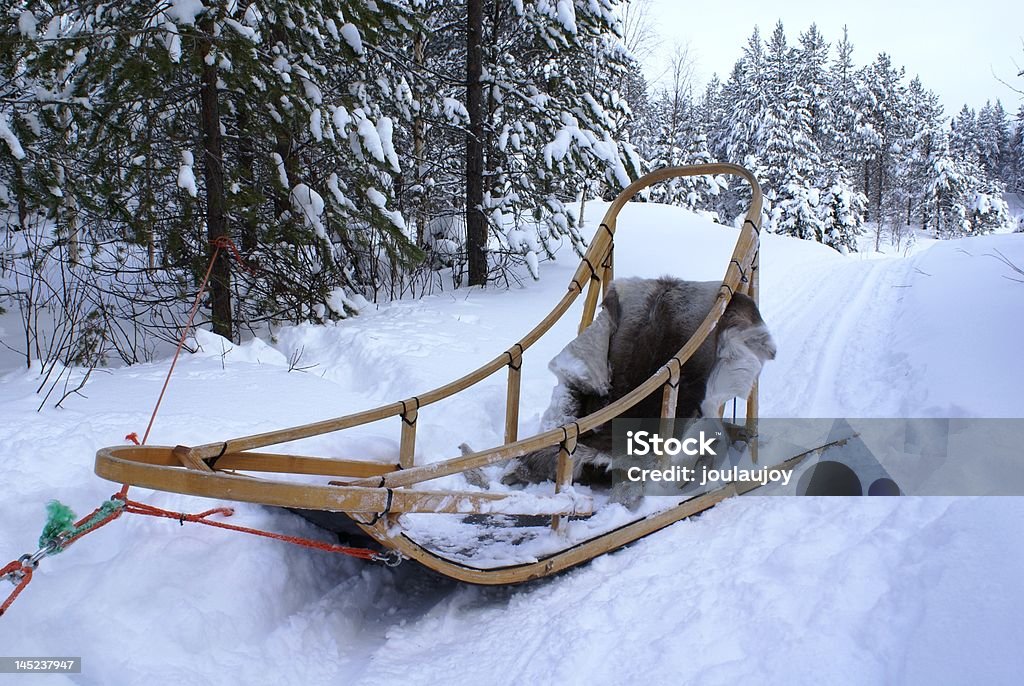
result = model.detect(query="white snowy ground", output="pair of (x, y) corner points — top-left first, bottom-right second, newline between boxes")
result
(1, 203), (1023, 685)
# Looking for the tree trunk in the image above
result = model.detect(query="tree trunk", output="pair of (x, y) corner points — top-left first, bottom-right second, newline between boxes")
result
(14, 163), (28, 231)
(413, 30), (427, 246)
(465, 0), (487, 286)
(237, 103), (257, 253)
(144, 100), (155, 271)
(198, 16), (232, 340)
(874, 158), (883, 225)
(863, 162), (870, 221)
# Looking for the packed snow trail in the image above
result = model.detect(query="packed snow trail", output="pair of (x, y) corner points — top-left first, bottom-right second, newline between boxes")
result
(1, 204), (1022, 685)
(760, 255), (919, 417)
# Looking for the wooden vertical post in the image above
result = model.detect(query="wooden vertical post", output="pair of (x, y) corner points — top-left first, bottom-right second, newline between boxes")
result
(660, 362), (680, 438)
(580, 241), (613, 333)
(659, 362), (682, 473)
(504, 349), (522, 444)
(579, 277), (602, 334)
(601, 240), (614, 297)
(746, 250), (760, 464)
(399, 400), (419, 469)
(552, 433), (577, 531)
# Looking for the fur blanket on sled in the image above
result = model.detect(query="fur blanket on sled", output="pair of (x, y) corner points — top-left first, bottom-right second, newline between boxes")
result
(467, 276), (776, 508)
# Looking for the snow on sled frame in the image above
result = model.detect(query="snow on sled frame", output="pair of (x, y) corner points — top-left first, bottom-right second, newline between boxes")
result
(95, 163), (772, 584)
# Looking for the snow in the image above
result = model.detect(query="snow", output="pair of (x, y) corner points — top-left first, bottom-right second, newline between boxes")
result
(366, 186), (406, 231)
(355, 114), (385, 163)
(271, 152), (289, 189)
(165, 0), (205, 26)
(175, 150), (197, 197)
(290, 183), (327, 239)
(223, 18), (257, 41)
(340, 23), (364, 55)
(441, 97), (469, 125)
(375, 116), (400, 172)
(310, 108), (323, 142)
(193, 329), (287, 366)
(17, 10), (38, 37)
(0, 112), (26, 160)
(554, 0), (578, 35)
(2, 203), (1023, 683)
(162, 19), (182, 63)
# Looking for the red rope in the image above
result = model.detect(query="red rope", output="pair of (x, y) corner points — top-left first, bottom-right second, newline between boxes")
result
(0, 561), (32, 617)
(210, 236), (256, 275)
(122, 500), (378, 560)
(141, 242), (222, 445)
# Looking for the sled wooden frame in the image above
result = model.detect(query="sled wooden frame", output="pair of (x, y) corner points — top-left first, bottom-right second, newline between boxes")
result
(95, 163), (767, 584)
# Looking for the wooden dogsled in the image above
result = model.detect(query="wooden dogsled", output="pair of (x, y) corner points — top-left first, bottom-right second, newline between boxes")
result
(95, 164), (805, 585)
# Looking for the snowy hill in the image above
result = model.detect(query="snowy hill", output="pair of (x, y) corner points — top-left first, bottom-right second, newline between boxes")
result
(1, 203), (1023, 684)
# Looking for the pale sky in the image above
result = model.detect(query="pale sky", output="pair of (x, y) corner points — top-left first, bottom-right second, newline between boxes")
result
(644, 0), (1022, 115)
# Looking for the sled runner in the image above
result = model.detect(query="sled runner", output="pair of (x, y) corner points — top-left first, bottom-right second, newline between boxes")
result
(96, 163), (790, 584)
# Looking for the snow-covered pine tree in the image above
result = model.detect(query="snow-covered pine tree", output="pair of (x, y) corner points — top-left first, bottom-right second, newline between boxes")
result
(717, 27), (771, 223)
(816, 163), (867, 253)
(923, 131), (972, 238)
(949, 105), (979, 167)
(793, 24), (834, 158)
(976, 100), (1010, 182)
(761, 22), (824, 240)
(699, 74), (727, 163)
(1012, 104), (1024, 193)
(497, 0), (641, 273)
(858, 52), (907, 232)
(965, 176), (1011, 234)
(828, 26), (864, 177)
(944, 104), (1011, 235)
(884, 76), (943, 248)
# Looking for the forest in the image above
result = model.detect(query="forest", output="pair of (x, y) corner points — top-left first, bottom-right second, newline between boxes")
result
(0, 1), (1021, 373)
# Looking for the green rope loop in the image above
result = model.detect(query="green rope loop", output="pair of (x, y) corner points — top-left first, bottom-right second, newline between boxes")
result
(38, 501), (75, 549)
(38, 498), (126, 553)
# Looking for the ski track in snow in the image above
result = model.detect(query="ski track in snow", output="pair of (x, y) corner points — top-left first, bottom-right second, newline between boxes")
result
(762, 254), (918, 417)
(2, 206), (1023, 684)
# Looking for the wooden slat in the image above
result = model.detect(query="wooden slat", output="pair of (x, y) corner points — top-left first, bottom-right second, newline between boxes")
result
(552, 433), (577, 531)
(399, 404), (418, 469)
(95, 446), (592, 516)
(173, 444), (213, 472)
(579, 275), (603, 334)
(217, 452), (397, 478)
(128, 447), (399, 478)
(746, 248), (761, 463)
(504, 353), (522, 444)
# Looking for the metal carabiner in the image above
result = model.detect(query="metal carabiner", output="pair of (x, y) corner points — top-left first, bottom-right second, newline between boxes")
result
(372, 549), (404, 568)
